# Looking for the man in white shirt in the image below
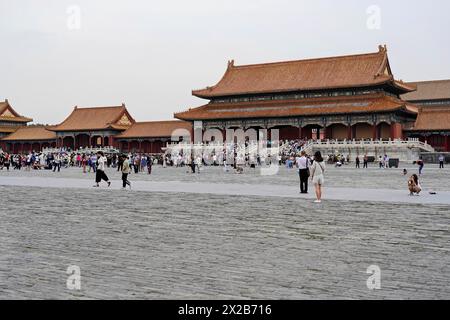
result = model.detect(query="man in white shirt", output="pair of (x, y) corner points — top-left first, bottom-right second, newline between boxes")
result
(93, 151), (111, 187)
(296, 151), (310, 194)
(439, 154), (445, 169)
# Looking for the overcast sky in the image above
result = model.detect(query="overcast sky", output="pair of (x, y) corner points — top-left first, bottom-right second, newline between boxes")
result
(1, 0), (449, 124)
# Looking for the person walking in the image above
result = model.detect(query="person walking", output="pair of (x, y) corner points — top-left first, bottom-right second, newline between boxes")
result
(417, 157), (424, 175)
(223, 150), (229, 172)
(310, 151), (325, 203)
(296, 151), (310, 194)
(134, 156), (140, 174)
(147, 155), (153, 174)
(439, 154), (445, 169)
(117, 154), (123, 172)
(93, 151), (111, 187)
(355, 155), (360, 169)
(190, 155), (196, 173)
(384, 154), (390, 169)
(81, 154), (87, 173)
(5, 153), (10, 171)
(121, 155), (131, 189)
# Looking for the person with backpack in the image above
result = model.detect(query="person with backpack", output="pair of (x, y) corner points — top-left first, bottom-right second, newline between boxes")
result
(310, 151), (326, 203)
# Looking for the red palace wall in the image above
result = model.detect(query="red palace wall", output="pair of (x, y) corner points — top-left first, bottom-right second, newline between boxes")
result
(279, 127), (301, 140)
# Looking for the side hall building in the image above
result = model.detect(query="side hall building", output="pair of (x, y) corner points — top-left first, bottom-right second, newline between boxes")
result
(0, 99), (34, 151)
(0, 102), (192, 154)
(402, 80), (450, 152)
(50, 104), (136, 149)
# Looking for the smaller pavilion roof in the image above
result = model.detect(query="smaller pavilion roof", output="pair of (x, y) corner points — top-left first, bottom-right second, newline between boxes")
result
(402, 79), (450, 102)
(409, 107), (450, 131)
(2, 126), (56, 141)
(51, 104), (135, 132)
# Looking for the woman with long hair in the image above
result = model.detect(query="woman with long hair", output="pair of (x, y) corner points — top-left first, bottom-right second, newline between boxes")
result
(408, 174), (421, 196)
(310, 151), (325, 203)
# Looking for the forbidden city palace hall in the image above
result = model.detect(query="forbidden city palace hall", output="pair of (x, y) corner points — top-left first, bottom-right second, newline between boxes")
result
(1, 45), (450, 153)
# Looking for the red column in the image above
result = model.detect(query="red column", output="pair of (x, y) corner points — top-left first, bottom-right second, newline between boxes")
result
(347, 125), (352, 140)
(221, 128), (226, 143)
(372, 124), (378, 140)
(325, 127), (332, 140)
(390, 123), (403, 140)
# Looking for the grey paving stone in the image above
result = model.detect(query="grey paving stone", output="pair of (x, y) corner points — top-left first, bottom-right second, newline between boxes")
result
(0, 165), (449, 299)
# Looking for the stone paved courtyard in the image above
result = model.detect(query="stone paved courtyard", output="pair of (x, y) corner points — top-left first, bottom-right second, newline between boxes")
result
(0, 164), (449, 299)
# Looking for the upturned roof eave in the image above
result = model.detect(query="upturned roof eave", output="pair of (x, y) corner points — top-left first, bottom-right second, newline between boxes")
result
(192, 79), (400, 99)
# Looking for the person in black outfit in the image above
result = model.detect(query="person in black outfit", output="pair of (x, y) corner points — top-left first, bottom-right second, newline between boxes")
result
(190, 155), (196, 173)
(356, 156), (360, 169)
(117, 155), (123, 172)
(297, 151), (310, 194)
(363, 154), (368, 168)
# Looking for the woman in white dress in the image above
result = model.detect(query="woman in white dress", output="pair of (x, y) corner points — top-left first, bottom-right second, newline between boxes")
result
(310, 151), (325, 203)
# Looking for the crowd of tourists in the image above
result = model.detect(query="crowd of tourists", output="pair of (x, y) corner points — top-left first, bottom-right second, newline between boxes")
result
(1, 142), (447, 201)
(0, 150), (161, 173)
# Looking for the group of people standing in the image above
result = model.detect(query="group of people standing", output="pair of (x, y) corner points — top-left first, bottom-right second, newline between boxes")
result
(296, 150), (326, 203)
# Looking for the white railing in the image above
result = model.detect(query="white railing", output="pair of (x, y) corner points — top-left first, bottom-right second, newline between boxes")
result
(42, 146), (120, 154)
(303, 138), (435, 152)
(165, 138), (436, 155)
